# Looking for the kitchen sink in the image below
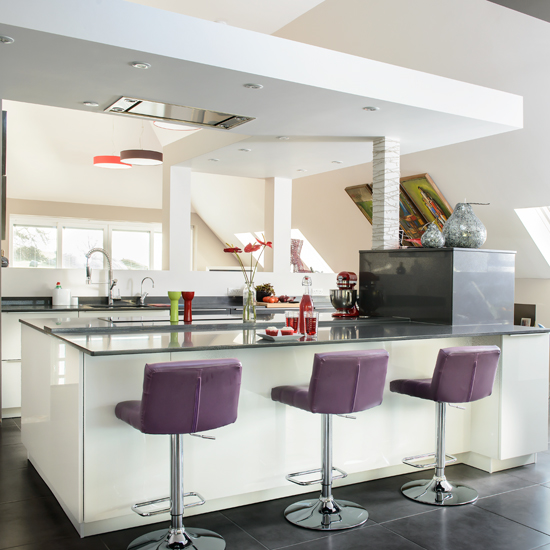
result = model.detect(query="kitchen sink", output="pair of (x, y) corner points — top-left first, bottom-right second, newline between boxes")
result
(83, 302), (141, 309)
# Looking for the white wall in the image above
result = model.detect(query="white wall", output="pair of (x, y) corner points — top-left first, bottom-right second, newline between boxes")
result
(276, 0), (550, 280)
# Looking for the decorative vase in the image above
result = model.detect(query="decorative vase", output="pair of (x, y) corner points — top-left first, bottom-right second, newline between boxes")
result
(167, 291), (181, 323)
(421, 222), (445, 248)
(442, 203), (487, 248)
(243, 283), (256, 323)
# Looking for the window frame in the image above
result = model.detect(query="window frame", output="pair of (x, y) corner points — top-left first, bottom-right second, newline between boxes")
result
(9, 214), (162, 270)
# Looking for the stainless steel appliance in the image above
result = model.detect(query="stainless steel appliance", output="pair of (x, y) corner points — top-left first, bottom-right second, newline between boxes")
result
(329, 271), (359, 318)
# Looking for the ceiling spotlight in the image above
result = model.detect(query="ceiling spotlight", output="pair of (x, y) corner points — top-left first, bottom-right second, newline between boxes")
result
(238, 148), (251, 152)
(153, 121), (197, 131)
(243, 83), (263, 89)
(296, 169), (307, 172)
(111, 107), (124, 112)
(83, 101), (99, 107)
(0, 36), (14, 44)
(332, 160), (343, 164)
(120, 149), (163, 166)
(93, 155), (132, 170)
(363, 106), (380, 112)
(208, 158), (220, 162)
(277, 136), (289, 141)
(131, 62), (151, 70)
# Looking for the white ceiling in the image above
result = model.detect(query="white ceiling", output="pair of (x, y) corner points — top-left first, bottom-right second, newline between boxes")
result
(126, 0), (326, 34)
(0, 0), (522, 198)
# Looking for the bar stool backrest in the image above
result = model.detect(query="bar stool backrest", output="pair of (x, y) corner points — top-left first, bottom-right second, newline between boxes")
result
(308, 350), (389, 414)
(431, 346), (500, 403)
(140, 359), (242, 434)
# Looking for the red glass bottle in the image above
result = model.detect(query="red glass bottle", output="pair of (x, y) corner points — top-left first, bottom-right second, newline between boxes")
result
(299, 276), (314, 334)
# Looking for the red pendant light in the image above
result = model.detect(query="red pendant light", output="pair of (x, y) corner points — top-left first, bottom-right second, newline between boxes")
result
(93, 155), (132, 169)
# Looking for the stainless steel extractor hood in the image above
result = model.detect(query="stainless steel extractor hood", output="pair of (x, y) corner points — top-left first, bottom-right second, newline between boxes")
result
(105, 97), (255, 130)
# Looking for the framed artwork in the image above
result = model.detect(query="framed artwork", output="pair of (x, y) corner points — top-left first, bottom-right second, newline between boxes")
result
(345, 184), (373, 223)
(345, 183), (428, 246)
(400, 174), (453, 231)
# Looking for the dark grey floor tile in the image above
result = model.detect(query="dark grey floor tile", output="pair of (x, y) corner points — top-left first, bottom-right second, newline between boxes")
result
(101, 512), (266, 550)
(507, 458), (550, 484)
(279, 523), (425, 550)
(0, 422), (23, 446)
(406, 463), (536, 498)
(0, 495), (79, 550)
(221, 492), (374, 549)
(476, 485), (550, 535)
(333, 474), (438, 523)
(0, 442), (28, 472)
(384, 505), (550, 550)
(6, 536), (108, 550)
(0, 463), (52, 504)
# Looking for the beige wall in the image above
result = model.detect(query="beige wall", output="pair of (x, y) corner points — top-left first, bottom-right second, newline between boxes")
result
(292, 163), (373, 274)
(191, 212), (239, 271)
(515, 279), (550, 327)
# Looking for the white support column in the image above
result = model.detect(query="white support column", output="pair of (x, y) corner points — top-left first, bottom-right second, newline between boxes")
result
(264, 177), (292, 273)
(164, 165), (191, 274)
(372, 137), (401, 250)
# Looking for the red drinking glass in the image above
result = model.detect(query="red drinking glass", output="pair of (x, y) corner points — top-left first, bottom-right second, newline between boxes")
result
(304, 311), (318, 336)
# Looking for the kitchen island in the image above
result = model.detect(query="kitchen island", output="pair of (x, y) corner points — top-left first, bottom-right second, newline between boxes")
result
(20, 315), (550, 536)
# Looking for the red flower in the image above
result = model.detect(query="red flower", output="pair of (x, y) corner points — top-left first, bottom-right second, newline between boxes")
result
(244, 243), (261, 253)
(256, 237), (273, 248)
(224, 247), (242, 253)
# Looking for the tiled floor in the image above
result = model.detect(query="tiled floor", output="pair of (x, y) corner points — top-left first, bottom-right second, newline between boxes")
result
(2, 416), (550, 550)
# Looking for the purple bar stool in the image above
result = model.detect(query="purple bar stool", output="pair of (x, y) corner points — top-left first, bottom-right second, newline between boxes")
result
(271, 349), (389, 531)
(390, 345), (500, 506)
(115, 359), (242, 550)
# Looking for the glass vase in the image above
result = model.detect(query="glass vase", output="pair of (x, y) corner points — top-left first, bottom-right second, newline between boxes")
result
(442, 203), (487, 248)
(243, 283), (256, 323)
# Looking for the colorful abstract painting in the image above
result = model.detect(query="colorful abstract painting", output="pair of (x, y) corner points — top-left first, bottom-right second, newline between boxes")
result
(400, 174), (453, 231)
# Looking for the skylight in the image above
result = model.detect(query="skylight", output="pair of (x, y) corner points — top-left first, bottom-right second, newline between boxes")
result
(516, 206), (550, 265)
(234, 230), (333, 273)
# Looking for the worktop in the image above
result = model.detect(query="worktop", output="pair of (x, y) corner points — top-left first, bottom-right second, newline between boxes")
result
(20, 315), (550, 356)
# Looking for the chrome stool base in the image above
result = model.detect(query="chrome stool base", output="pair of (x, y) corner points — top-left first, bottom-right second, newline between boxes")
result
(127, 527), (225, 550)
(284, 497), (369, 531)
(400, 476), (478, 506)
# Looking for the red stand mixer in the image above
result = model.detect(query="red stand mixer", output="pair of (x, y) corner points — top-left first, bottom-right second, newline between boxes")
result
(329, 271), (359, 318)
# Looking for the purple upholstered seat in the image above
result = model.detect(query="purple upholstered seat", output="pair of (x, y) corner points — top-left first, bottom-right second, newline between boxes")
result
(115, 358), (242, 434)
(390, 346), (500, 403)
(271, 350), (389, 414)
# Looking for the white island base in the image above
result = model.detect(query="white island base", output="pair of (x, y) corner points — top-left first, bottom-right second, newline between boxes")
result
(20, 325), (549, 537)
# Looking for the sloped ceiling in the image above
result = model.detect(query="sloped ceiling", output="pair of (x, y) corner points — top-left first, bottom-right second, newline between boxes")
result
(126, 0), (326, 34)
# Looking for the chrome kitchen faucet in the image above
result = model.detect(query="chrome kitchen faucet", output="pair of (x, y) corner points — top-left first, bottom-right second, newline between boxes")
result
(85, 248), (117, 306)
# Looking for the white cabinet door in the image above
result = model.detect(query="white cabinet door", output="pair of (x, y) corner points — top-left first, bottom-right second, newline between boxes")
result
(1, 360), (21, 410)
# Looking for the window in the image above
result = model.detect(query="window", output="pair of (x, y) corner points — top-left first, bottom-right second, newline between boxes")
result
(12, 223), (57, 268)
(10, 215), (162, 270)
(516, 206), (550, 266)
(233, 229), (333, 273)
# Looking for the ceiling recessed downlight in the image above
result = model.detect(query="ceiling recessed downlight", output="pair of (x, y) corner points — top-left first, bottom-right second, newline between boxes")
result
(296, 169), (307, 172)
(208, 158), (220, 162)
(332, 160), (343, 164)
(83, 101), (99, 107)
(238, 148), (251, 152)
(131, 62), (151, 70)
(277, 136), (289, 141)
(363, 106), (380, 112)
(243, 83), (263, 89)
(0, 36), (14, 44)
